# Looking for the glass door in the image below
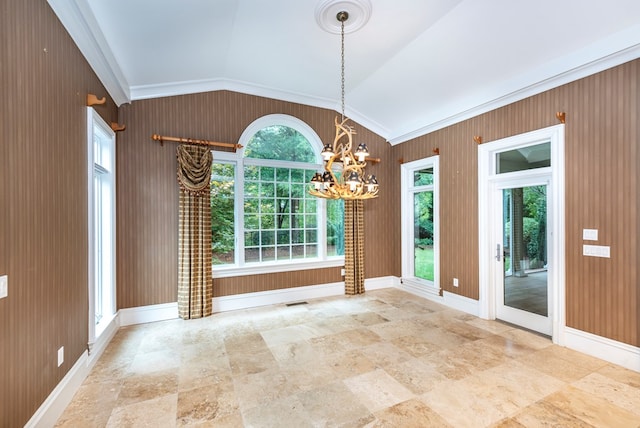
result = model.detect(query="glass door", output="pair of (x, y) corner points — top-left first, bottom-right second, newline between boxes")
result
(496, 181), (551, 335)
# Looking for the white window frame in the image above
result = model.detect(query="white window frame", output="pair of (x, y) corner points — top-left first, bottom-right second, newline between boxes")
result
(401, 156), (440, 297)
(213, 114), (344, 278)
(87, 107), (116, 346)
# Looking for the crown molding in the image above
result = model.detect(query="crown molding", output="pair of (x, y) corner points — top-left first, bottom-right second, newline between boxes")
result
(130, 78), (391, 139)
(388, 28), (640, 145)
(47, 0), (130, 106)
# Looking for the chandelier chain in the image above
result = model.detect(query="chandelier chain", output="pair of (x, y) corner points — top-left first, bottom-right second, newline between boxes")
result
(341, 18), (345, 120)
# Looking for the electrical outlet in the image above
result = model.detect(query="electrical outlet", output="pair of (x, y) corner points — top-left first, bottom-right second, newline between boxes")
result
(340, 268), (345, 276)
(57, 347), (64, 367)
(453, 278), (459, 287)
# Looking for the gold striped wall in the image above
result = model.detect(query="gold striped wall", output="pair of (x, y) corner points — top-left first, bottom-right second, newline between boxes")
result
(117, 92), (395, 306)
(393, 60), (639, 346)
(1, 1), (118, 425)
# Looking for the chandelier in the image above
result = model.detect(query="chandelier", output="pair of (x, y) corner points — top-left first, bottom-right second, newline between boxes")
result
(309, 10), (379, 200)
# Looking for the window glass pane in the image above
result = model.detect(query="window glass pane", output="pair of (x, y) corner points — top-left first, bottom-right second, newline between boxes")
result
(277, 230), (290, 245)
(211, 163), (236, 265)
(305, 230), (317, 243)
(260, 166), (275, 181)
(245, 231), (259, 247)
(290, 199), (304, 213)
(276, 168), (290, 182)
(277, 198), (290, 213)
(305, 214), (317, 228)
(292, 245), (305, 259)
(261, 199), (275, 214)
(276, 183), (290, 198)
(292, 230), (304, 244)
(305, 244), (317, 258)
(261, 231), (275, 247)
(277, 246), (290, 259)
(277, 214), (290, 229)
(305, 199), (317, 213)
(327, 199), (344, 256)
(291, 214), (303, 228)
(291, 184), (304, 198)
(260, 214), (274, 229)
(291, 169), (305, 183)
(244, 182), (259, 196)
(261, 182), (275, 198)
(414, 168), (434, 186)
(414, 191), (434, 281)
(245, 125), (316, 162)
(497, 142), (551, 173)
(244, 165), (259, 180)
(245, 215), (259, 229)
(262, 247), (275, 262)
(245, 249), (259, 263)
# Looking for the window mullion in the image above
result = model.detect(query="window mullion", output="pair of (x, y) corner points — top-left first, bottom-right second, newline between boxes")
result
(235, 158), (245, 267)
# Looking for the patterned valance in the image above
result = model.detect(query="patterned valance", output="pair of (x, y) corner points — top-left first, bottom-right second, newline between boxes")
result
(176, 145), (213, 196)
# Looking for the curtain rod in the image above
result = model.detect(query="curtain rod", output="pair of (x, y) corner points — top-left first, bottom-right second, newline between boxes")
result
(151, 133), (242, 151)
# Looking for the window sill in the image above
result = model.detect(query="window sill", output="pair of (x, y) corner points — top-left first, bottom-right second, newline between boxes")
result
(213, 257), (344, 278)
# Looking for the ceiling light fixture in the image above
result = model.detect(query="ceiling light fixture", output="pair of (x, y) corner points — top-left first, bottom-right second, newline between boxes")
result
(309, 10), (379, 200)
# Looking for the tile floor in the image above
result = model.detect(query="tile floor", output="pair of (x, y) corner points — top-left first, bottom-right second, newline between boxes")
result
(56, 289), (640, 427)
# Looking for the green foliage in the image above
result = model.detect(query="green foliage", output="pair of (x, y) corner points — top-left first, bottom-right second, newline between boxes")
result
(210, 163), (235, 264)
(504, 186), (547, 269)
(415, 247), (434, 281)
(414, 191), (433, 246)
(245, 125), (316, 162)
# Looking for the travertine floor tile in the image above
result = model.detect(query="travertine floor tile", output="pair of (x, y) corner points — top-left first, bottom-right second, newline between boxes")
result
(543, 386), (640, 427)
(106, 394), (178, 428)
(371, 398), (453, 428)
(571, 372), (640, 416)
(117, 369), (179, 407)
(56, 288), (638, 427)
(343, 368), (413, 413)
(297, 380), (373, 426)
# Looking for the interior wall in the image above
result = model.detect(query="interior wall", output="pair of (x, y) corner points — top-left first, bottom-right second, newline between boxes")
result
(116, 92), (397, 307)
(392, 59), (639, 347)
(0, 1), (118, 425)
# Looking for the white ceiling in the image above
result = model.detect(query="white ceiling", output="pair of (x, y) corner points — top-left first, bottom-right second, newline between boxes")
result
(49, 0), (640, 144)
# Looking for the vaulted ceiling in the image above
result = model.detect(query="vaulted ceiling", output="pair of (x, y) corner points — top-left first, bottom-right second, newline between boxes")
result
(49, 0), (640, 144)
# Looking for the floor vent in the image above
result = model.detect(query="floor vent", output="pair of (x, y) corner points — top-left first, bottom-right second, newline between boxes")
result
(285, 301), (308, 306)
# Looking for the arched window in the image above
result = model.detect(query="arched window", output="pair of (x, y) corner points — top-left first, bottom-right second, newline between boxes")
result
(211, 115), (344, 277)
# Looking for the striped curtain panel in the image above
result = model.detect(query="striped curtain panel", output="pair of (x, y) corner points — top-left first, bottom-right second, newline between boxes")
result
(344, 199), (365, 295)
(176, 145), (213, 319)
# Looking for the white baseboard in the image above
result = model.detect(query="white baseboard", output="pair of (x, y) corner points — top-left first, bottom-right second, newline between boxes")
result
(564, 327), (640, 373)
(25, 351), (90, 428)
(119, 302), (178, 326)
(395, 279), (480, 317)
(397, 278), (441, 301)
(25, 316), (118, 428)
(213, 282), (346, 312)
(365, 276), (399, 290)
(442, 291), (480, 316)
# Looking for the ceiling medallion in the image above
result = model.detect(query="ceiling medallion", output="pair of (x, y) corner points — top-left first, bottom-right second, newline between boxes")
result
(315, 0), (372, 34)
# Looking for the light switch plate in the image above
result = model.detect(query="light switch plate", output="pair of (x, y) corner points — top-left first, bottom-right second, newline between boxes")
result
(582, 229), (598, 241)
(0, 275), (7, 299)
(583, 244), (610, 258)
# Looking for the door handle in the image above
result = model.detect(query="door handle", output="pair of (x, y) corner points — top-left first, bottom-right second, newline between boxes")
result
(495, 244), (501, 261)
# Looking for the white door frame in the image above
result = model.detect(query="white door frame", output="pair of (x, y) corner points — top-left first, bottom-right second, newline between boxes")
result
(478, 124), (566, 344)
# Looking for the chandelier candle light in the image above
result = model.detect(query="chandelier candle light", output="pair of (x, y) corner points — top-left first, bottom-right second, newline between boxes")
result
(309, 11), (379, 200)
